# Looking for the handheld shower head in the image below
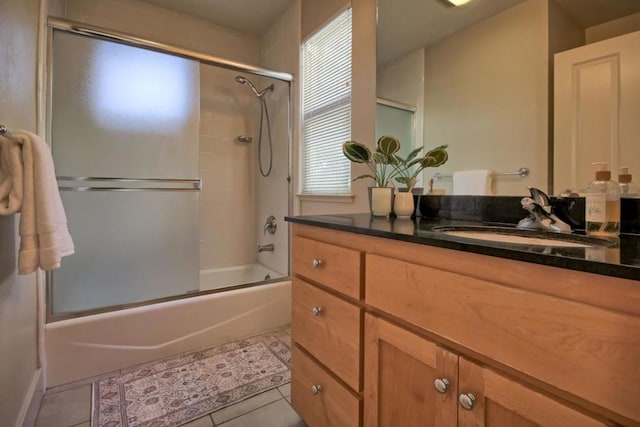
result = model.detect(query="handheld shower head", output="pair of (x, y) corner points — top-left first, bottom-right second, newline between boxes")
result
(235, 75), (273, 98)
(235, 74), (275, 177)
(235, 75), (261, 98)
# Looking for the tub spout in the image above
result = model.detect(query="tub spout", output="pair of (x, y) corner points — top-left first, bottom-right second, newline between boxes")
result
(257, 244), (274, 253)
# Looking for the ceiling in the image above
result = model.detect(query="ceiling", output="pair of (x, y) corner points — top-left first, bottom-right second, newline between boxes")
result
(139, 0), (640, 67)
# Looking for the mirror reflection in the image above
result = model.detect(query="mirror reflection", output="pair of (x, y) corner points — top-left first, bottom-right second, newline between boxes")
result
(377, 0), (640, 196)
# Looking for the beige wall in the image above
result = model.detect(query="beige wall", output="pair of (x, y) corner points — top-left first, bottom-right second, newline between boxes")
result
(423, 0), (549, 196)
(0, 1), (42, 425)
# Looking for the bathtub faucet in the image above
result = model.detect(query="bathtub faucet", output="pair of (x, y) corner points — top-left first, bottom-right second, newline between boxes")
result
(257, 244), (274, 253)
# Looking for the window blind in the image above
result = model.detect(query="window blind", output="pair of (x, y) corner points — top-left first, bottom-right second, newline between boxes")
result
(302, 8), (352, 194)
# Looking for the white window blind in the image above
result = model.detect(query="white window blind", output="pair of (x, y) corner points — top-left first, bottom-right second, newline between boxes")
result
(302, 8), (352, 194)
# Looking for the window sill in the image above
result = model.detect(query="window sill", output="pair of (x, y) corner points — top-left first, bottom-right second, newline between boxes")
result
(297, 193), (356, 203)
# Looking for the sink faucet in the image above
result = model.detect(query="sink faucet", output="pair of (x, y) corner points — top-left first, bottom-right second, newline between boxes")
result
(517, 187), (572, 233)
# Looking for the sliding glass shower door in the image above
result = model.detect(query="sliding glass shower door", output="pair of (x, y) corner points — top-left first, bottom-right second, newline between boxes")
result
(49, 30), (201, 316)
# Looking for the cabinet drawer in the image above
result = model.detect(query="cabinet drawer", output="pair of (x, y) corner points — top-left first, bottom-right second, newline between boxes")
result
(366, 253), (640, 423)
(292, 236), (362, 300)
(292, 278), (362, 391)
(291, 345), (361, 427)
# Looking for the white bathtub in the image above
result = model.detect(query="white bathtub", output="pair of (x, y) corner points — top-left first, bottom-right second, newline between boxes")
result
(45, 280), (291, 387)
(199, 263), (282, 291)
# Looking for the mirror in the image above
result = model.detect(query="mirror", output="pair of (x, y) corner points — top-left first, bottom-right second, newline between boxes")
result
(377, 0), (640, 196)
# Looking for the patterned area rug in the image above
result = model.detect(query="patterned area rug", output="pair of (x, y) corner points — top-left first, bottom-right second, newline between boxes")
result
(92, 330), (291, 427)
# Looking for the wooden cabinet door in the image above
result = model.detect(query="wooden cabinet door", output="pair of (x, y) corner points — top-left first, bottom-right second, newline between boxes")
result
(364, 314), (457, 427)
(458, 357), (608, 427)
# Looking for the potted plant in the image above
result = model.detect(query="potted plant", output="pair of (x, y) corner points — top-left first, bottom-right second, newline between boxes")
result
(343, 136), (449, 217)
(393, 145), (449, 192)
(342, 136), (400, 216)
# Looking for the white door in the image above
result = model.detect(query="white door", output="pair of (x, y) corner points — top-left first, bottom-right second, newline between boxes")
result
(554, 30), (640, 194)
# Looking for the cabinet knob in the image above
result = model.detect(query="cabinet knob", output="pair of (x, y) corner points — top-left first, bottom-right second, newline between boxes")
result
(459, 393), (476, 410)
(311, 306), (323, 316)
(433, 378), (449, 394)
(311, 384), (322, 395)
(312, 259), (323, 269)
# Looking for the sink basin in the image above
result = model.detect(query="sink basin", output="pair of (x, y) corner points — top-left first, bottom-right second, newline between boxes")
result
(430, 226), (614, 248)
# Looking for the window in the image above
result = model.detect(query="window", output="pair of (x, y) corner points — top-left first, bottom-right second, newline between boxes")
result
(302, 8), (352, 194)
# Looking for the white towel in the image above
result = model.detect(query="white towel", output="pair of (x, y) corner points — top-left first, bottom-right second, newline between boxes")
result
(453, 169), (493, 195)
(12, 131), (74, 274)
(0, 134), (24, 214)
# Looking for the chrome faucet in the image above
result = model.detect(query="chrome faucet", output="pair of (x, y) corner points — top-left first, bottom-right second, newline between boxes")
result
(257, 244), (274, 253)
(264, 215), (277, 235)
(517, 187), (571, 233)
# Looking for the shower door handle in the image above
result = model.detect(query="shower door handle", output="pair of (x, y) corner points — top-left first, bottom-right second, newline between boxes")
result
(57, 176), (201, 191)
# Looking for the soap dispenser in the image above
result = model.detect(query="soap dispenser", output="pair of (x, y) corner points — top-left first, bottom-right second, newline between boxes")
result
(586, 162), (620, 237)
(618, 167), (639, 197)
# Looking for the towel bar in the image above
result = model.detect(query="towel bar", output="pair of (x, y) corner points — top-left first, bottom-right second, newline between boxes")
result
(0, 124), (20, 143)
(433, 167), (529, 181)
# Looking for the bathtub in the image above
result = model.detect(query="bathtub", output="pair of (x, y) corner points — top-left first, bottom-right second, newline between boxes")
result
(45, 280), (291, 387)
(199, 263), (282, 291)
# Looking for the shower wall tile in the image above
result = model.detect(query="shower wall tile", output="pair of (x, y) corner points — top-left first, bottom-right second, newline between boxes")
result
(199, 65), (258, 270)
(200, 194), (255, 242)
(199, 233), (255, 270)
(201, 153), (252, 190)
(200, 110), (253, 140)
(200, 135), (244, 155)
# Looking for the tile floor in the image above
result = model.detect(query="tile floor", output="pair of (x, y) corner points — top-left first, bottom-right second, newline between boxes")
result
(35, 327), (304, 427)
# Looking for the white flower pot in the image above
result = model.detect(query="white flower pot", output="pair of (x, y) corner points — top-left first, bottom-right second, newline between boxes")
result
(370, 187), (393, 217)
(393, 192), (414, 218)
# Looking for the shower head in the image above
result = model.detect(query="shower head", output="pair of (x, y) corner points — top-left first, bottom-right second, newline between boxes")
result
(235, 75), (273, 98)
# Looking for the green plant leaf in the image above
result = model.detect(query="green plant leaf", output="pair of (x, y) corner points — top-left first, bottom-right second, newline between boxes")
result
(342, 141), (371, 163)
(405, 147), (423, 163)
(395, 176), (413, 186)
(372, 150), (389, 164)
(376, 135), (400, 156)
(420, 145), (449, 168)
(407, 158), (423, 168)
(352, 174), (376, 182)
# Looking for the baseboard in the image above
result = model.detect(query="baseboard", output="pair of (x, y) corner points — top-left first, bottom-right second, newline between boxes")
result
(16, 368), (44, 427)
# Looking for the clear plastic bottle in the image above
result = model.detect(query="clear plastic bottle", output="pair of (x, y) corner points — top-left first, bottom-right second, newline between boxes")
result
(619, 167), (640, 197)
(586, 162), (620, 237)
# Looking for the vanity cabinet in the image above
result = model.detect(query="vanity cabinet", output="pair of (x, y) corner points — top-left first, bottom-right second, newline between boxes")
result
(290, 223), (640, 426)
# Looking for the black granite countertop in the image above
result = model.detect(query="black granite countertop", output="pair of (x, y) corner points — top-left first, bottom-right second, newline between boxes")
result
(285, 213), (640, 282)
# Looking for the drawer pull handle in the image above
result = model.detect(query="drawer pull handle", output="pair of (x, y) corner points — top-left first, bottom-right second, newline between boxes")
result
(311, 306), (323, 316)
(311, 384), (322, 395)
(433, 378), (449, 394)
(459, 393), (476, 410)
(312, 259), (323, 269)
